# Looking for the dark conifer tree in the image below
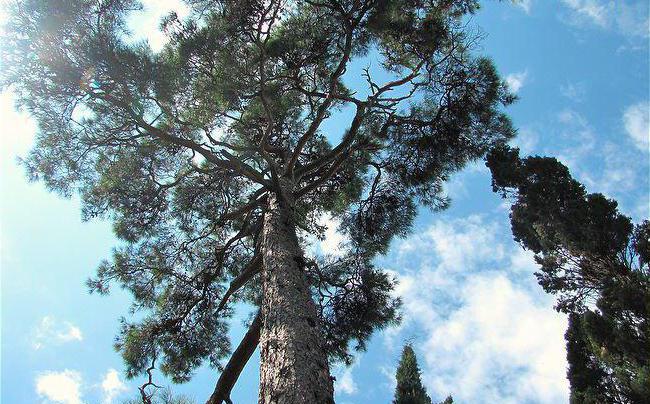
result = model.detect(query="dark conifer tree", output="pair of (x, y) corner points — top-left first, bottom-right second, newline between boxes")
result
(565, 313), (613, 403)
(487, 145), (650, 404)
(392, 345), (452, 404)
(1, 1), (515, 402)
(393, 345), (432, 404)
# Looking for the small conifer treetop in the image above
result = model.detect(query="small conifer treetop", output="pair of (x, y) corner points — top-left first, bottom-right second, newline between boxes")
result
(393, 344), (432, 404)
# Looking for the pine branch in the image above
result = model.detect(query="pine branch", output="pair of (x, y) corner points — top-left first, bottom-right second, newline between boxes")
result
(206, 312), (262, 404)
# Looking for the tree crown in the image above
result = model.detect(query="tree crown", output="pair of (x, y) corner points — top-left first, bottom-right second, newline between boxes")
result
(487, 145), (650, 402)
(2, 0), (515, 383)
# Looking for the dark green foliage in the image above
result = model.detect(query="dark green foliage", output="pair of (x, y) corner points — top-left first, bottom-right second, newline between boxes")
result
(565, 313), (612, 403)
(2, 0), (514, 389)
(393, 344), (432, 404)
(308, 254), (401, 364)
(487, 145), (650, 404)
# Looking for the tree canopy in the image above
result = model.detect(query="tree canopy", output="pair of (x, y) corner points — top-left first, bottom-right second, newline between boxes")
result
(2, 0), (515, 400)
(487, 145), (650, 403)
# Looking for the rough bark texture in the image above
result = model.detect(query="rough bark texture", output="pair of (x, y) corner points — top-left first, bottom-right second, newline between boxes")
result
(258, 182), (334, 404)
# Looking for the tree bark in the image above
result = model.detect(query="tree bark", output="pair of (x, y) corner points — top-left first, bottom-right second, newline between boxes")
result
(258, 181), (334, 404)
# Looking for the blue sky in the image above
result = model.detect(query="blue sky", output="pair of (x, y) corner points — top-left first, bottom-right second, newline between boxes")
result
(1, 1), (648, 403)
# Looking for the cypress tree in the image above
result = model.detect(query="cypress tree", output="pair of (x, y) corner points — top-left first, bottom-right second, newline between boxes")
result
(487, 145), (650, 403)
(565, 313), (612, 404)
(1, 1), (515, 402)
(393, 344), (432, 404)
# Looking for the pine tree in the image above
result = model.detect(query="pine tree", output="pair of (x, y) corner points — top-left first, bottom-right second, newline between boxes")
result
(487, 145), (650, 403)
(393, 345), (432, 404)
(1, 1), (515, 402)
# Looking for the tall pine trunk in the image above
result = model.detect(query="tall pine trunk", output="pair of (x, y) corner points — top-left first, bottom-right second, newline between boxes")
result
(258, 182), (334, 404)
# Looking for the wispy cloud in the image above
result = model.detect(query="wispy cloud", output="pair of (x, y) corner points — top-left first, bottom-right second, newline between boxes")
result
(551, 107), (647, 217)
(32, 316), (83, 350)
(505, 71), (528, 94)
(513, 0), (532, 14)
(561, 0), (609, 27)
(560, 82), (586, 102)
(623, 100), (649, 152)
(510, 126), (539, 155)
(36, 370), (83, 404)
(379, 364), (398, 393)
(0, 91), (37, 158)
(591, 142), (640, 193)
(101, 369), (128, 404)
(560, 0), (650, 38)
(333, 357), (360, 396)
(554, 109), (596, 169)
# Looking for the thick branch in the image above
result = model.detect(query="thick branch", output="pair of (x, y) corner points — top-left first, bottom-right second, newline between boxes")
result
(286, 10), (365, 175)
(215, 254), (262, 314)
(287, 1), (373, 174)
(206, 312), (262, 404)
(97, 93), (272, 188)
(296, 150), (349, 198)
(295, 103), (366, 180)
(217, 190), (267, 225)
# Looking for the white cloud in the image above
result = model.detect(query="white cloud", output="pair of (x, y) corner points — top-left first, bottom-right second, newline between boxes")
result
(35, 367), (127, 404)
(514, 0), (532, 14)
(623, 100), (649, 152)
(127, 0), (190, 52)
(560, 82), (586, 102)
(505, 71), (528, 94)
(510, 126), (538, 155)
(36, 370), (83, 404)
(388, 216), (507, 342)
(333, 358), (359, 396)
(316, 212), (346, 257)
(384, 215), (569, 403)
(560, 0), (650, 38)
(398, 215), (505, 271)
(101, 369), (128, 404)
(33, 316), (83, 350)
(423, 274), (567, 403)
(442, 172), (469, 200)
(508, 247), (538, 274)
